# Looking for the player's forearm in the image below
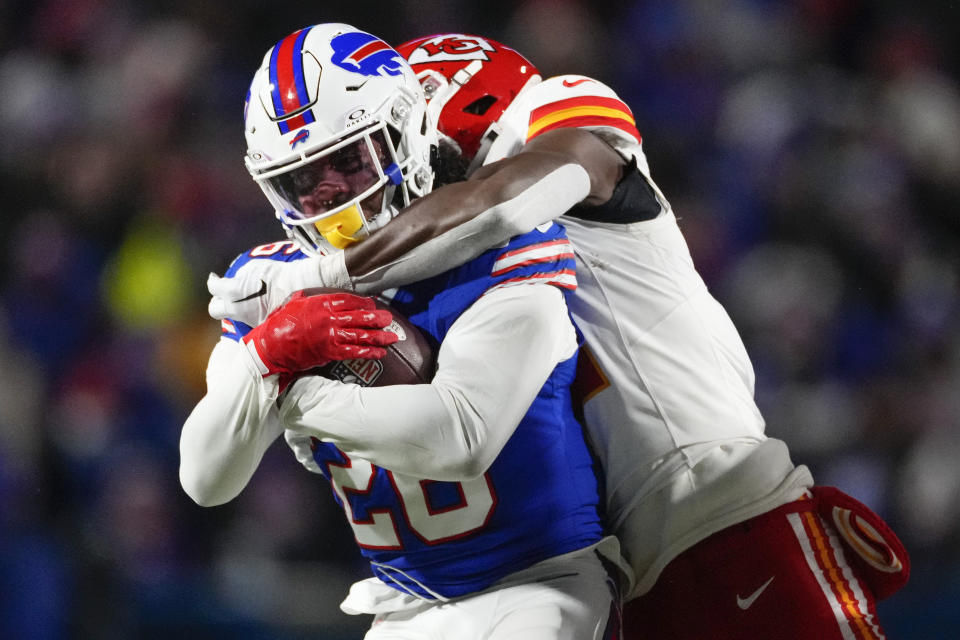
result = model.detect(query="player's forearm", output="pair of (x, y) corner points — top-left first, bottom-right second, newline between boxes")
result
(345, 161), (590, 294)
(280, 285), (577, 480)
(179, 339), (283, 506)
(282, 381), (474, 479)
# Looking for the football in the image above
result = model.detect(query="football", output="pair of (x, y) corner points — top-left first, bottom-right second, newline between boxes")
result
(302, 287), (437, 387)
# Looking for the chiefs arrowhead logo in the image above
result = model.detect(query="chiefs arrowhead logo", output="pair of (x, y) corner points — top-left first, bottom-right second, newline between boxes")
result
(407, 34), (495, 64)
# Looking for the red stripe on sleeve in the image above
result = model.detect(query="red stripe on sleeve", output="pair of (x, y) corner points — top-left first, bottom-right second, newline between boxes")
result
(495, 239), (572, 262)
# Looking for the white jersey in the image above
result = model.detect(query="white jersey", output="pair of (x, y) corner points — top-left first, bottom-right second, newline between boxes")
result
(488, 75), (814, 598)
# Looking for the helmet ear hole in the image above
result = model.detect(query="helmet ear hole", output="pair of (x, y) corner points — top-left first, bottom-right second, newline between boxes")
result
(463, 95), (497, 115)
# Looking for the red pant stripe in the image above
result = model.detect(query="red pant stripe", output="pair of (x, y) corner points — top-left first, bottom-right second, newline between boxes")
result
(789, 511), (885, 639)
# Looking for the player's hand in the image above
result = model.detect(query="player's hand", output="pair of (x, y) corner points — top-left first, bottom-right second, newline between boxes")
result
(208, 254), (348, 327)
(207, 259), (309, 327)
(243, 291), (398, 377)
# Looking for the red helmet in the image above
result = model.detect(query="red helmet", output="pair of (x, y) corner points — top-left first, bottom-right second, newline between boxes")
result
(395, 34), (541, 167)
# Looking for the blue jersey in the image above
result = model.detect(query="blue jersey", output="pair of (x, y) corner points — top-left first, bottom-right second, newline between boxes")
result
(220, 226), (603, 599)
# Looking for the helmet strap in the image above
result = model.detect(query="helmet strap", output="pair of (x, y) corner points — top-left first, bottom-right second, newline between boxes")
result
(469, 122), (502, 175)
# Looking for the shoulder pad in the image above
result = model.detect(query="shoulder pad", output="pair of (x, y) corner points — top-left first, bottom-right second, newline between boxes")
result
(485, 75), (642, 165)
(524, 75), (641, 146)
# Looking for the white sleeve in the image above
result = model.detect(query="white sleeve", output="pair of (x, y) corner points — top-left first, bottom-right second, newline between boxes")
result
(279, 284), (577, 480)
(179, 338), (284, 506)
(350, 164), (589, 294)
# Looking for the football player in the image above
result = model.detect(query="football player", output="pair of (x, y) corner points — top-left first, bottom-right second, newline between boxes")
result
(207, 32), (910, 638)
(179, 24), (622, 639)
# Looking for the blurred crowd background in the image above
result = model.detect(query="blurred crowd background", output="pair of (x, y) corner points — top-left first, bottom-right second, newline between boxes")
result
(0, 0), (957, 637)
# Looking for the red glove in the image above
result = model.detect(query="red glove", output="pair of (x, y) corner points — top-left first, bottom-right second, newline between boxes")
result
(243, 290), (398, 377)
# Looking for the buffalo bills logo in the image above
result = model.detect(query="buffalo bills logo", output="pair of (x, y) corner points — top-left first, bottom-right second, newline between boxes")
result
(330, 32), (404, 77)
(290, 128), (310, 148)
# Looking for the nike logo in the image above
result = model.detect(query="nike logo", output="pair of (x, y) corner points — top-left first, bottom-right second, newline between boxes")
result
(562, 78), (593, 87)
(736, 576), (774, 610)
(233, 279), (267, 303)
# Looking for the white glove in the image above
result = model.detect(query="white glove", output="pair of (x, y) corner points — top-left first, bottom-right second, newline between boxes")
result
(207, 251), (351, 327)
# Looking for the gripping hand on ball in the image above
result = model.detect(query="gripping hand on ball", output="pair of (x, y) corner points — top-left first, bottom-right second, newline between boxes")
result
(243, 291), (398, 378)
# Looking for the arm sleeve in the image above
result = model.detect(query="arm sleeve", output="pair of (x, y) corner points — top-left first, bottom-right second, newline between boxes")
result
(279, 284), (578, 480)
(179, 338), (285, 506)
(349, 163), (589, 294)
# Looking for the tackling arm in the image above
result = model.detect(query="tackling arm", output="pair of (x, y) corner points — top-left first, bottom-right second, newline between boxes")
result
(344, 128), (623, 293)
(207, 129), (625, 325)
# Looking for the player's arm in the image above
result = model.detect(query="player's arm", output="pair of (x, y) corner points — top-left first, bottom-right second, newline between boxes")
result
(207, 129), (625, 324)
(179, 338), (285, 506)
(279, 283), (577, 481)
(180, 290), (397, 506)
(343, 128), (624, 293)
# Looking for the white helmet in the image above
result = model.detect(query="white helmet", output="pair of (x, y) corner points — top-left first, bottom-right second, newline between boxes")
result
(244, 23), (437, 255)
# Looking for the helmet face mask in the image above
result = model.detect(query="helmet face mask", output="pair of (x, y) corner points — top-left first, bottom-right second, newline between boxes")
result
(395, 34), (541, 171)
(259, 124), (402, 250)
(245, 24), (437, 255)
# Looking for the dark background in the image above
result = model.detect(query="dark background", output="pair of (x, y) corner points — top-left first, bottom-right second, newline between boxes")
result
(1, 1), (958, 637)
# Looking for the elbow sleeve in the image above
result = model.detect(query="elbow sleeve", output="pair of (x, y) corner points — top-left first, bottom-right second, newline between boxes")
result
(486, 162), (591, 236)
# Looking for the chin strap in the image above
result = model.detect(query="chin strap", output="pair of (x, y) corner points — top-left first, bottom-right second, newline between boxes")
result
(366, 201), (401, 234)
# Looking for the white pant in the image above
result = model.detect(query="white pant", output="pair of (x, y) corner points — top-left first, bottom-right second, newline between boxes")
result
(359, 541), (622, 640)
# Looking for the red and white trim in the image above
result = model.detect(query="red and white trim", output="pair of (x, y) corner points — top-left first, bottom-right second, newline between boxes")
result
(788, 511), (885, 639)
(486, 269), (577, 294)
(491, 239), (575, 277)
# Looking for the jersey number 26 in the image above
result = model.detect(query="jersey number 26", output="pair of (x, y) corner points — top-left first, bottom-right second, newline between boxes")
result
(326, 453), (497, 549)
